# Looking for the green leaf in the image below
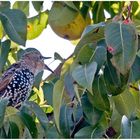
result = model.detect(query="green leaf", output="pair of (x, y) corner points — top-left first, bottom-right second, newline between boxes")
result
(104, 52), (127, 96)
(112, 89), (136, 118)
(89, 76), (110, 111)
(72, 61), (97, 94)
(32, 1), (43, 12)
(76, 44), (95, 64)
(54, 52), (64, 62)
(42, 78), (58, 106)
(0, 98), (8, 128)
(76, 40), (107, 69)
(0, 9), (27, 46)
(110, 102), (122, 133)
(133, 18), (140, 35)
(81, 92), (103, 125)
(18, 112), (38, 138)
(53, 79), (65, 132)
(64, 72), (75, 100)
(27, 10), (48, 40)
(0, 127), (7, 138)
(7, 122), (19, 138)
(0, 39), (10, 72)
(105, 22), (138, 75)
(46, 124), (61, 138)
(94, 40), (107, 71)
(22, 127), (32, 138)
(33, 71), (43, 89)
(23, 101), (48, 133)
(75, 126), (94, 138)
(59, 105), (73, 138)
(75, 125), (105, 138)
(129, 56), (140, 82)
(74, 22), (105, 55)
(130, 119), (140, 138)
(4, 107), (24, 138)
(13, 1), (29, 16)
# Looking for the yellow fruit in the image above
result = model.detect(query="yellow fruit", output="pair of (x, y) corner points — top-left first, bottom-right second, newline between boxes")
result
(48, 2), (91, 40)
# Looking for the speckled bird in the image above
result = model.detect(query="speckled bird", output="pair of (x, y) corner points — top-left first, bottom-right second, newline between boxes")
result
(0, 49), (53, 108)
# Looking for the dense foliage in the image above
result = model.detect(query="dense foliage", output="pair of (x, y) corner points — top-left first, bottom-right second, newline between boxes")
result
(0, 1), (140, 138)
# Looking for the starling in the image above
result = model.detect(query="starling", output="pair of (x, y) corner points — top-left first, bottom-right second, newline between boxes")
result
(0, 49), (53, 108)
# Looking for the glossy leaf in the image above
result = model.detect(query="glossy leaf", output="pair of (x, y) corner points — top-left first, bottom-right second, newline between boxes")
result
(7, 122), (19, 138)
(130, 119), (140, 138)
(46, 124), (61, 138)
(5, 107), (24, 138)
(0, 127), (7, 138)
(0, 98), (8, 128)
(104, 52), (128, 96)
(0, 40), (10, 72)
(129, 56), (140, 82)
(22, 127), (32, 138)
(42, 78), (58, 106)
(23, 101), (48, 133)
(72, 61), (97, 94)
(0, 9), (27, 46)
(33, 71), (43, 89)
(105, 22), (138, 75)
(74, 22), (105, 55)
(75, 125), (105, 138)
(54, 52), (64, 62)
(27, 10), (48, 40)
(112, 89), (136, 118)
(110, 102), (122, 134)
(76, 44), (95, 64)
(81, 92), (103, 125)
(18, 112), (38, 138)
(59, 105), (73, 138)
(13, 1), (29, 16)
(64, 72), (75, 100)
(76, 40), (107, 72)
(94, 40), (107, 71)
(89, 76), (110, 111)
(53, 79), (65, 132)
(75, 126), (94, 138)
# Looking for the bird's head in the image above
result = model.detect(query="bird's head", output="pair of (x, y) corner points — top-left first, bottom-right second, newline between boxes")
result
(21, 48), (53, 75)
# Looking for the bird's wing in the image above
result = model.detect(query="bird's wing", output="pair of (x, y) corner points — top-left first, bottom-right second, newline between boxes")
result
(0, 62), (21, 92)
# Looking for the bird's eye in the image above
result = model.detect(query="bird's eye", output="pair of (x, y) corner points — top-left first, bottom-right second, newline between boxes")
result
(39, 55), (44, 61)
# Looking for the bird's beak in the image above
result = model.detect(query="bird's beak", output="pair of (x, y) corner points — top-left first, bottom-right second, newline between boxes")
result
(44, 64), (54, 73)
(42, 56), (52, 59)
(42, 56), (54, 73)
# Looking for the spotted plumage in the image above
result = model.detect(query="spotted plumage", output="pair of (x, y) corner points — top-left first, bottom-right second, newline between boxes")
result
(0, 48), (53, 108)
